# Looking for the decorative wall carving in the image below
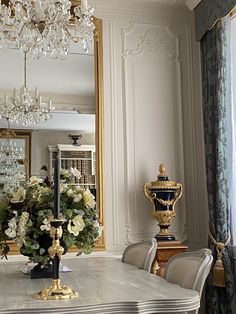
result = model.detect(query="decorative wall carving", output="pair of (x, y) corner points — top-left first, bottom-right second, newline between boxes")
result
(122, 28), (176, 59)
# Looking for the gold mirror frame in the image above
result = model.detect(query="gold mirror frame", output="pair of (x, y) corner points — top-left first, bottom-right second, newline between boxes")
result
(94, 17), (105, 250)
(7, 15), (105, 254)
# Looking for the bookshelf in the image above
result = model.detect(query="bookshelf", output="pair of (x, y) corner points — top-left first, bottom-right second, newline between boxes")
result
(48, 144), (96, 190)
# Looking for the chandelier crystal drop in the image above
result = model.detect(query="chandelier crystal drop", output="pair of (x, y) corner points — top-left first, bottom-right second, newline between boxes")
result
(0, 52), (54, 126)
(0, 127), (25, 193)
(0, 0), (95, 59)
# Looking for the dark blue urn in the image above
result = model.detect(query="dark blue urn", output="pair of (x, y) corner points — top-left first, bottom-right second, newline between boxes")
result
(144, 164), (183, 241)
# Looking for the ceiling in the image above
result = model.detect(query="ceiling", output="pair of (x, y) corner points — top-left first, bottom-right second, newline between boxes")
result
(0, 41), (95, 97)
(123, 0), (201, 9)
(0, 112), (96, 133)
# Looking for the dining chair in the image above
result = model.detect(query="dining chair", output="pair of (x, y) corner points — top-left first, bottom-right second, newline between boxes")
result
(164, 248), (213, 313)
(121, 238), (157, 273)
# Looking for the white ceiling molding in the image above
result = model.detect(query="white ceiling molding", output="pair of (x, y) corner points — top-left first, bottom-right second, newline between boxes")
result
(90, 0), (191, 20)
(185, 0), (202, 10)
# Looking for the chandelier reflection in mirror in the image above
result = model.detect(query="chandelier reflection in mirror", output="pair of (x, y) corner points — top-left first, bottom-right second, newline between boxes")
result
(0, 123), (25, 193)
(0, 52), (54, 126)
(0, 0), (95, 59)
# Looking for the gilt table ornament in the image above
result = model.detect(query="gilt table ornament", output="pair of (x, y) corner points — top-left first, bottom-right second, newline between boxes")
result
(144, 164), (183, 241)
(34, 157), (78, 300)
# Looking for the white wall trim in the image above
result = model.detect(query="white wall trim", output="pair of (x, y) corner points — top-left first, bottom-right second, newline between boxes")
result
(185, 25), (201, 243)
(91, 0), (191, 20)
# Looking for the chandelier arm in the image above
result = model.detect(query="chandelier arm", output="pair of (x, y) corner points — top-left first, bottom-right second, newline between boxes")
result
(24, 52), (27, 87)
(64, 28), (81, 43)
(18, 23), (28, 39)
(0, 20), (15, 31)
(3, 32), (17, 42)
(0, 23), (25, 43)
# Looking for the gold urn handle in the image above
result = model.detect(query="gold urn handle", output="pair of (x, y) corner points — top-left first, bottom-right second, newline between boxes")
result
(143, 183), (156, 211)
(172, 183), (183, 210)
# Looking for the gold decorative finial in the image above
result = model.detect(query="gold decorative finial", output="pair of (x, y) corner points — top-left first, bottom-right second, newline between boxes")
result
(159, 164), (166, 176)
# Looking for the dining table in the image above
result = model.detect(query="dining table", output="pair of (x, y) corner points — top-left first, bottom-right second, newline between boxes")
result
(0, 255), (200, 314)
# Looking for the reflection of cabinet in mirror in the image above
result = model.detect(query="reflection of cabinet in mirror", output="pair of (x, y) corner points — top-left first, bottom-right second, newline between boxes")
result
(48, 144), (96, 190)
(0, 129), (31, 190)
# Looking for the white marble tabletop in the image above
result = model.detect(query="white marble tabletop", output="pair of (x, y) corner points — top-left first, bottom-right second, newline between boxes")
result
(0, 256), (200, 314)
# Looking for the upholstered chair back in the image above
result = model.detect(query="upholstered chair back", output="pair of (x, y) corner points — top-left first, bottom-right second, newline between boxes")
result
(121, 238), (157, 273)
(164, 248), (213, 298)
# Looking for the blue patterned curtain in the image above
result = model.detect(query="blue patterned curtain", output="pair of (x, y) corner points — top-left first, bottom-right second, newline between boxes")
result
(195, 0), (236, 41)
(201, 16), (236, 314)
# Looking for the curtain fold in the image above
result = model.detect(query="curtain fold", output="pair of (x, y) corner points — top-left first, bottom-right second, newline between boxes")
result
(195, 0), (236, 41)
(200, 16), (236, 314)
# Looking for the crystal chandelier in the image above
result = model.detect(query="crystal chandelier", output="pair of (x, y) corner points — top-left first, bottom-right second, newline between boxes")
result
(0, 0), (95, 59)
(0, 52), (54, 125)
(0, 121), (25, 193)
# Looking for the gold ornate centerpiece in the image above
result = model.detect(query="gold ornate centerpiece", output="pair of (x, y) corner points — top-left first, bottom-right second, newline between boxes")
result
(34, 157), (79, 300)
(34, 218), (79, 300)
(144, 164), (183, 241)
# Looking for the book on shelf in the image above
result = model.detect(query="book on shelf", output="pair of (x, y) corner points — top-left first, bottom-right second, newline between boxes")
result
(81, 160), (92, 175)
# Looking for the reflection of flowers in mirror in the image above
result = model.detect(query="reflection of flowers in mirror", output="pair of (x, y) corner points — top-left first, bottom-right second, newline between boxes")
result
(60, 167), (82, 184)
(0, 169), (101, 265)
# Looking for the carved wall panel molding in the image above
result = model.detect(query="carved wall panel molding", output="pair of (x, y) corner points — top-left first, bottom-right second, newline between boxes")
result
(121, 21), (186, 244)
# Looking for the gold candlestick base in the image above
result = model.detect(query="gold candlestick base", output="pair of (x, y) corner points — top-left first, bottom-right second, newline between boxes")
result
(33, 279), (79, 300)
(33, 218), (78, 300)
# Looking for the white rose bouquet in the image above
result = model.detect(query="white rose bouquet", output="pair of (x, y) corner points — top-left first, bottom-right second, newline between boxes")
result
(0, 168), (100, 266)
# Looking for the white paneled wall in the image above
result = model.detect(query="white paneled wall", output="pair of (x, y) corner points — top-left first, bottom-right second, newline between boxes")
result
(93, 0), (208, 252)
(121, 22), (184, 243)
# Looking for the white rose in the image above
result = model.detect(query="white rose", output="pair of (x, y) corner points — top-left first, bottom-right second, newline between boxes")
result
(29, 176), (43, 186)
(82, 189), (96, 208)
(40, 218), (52, 231)
(73, 193), (82, 203)
(67, 215), (85, 236)
(60, 169), (70, 178)
(67, 189), (74, 197)
(19, 212), (29, 223)
(10, 187), (26, 203)
(60, 183), (68, 193)
(5, 216), (17, 238)
(94, 221), (103, 239)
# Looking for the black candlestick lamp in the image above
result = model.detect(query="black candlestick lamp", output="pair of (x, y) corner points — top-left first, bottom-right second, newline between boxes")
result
(33, 156), (78, 300)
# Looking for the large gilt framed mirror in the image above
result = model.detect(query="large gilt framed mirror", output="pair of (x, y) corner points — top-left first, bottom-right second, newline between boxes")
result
(0, 9), (104, 253)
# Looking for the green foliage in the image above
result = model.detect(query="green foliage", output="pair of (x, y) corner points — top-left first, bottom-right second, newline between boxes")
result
(0, 173), (100, 265)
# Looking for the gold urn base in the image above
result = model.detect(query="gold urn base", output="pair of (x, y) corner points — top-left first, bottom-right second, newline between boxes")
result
(152, 210), (176, 240)
(33, 279), (79, 300)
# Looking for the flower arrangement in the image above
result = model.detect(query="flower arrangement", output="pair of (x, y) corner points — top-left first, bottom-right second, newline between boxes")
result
(0, 168), (100, 266)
